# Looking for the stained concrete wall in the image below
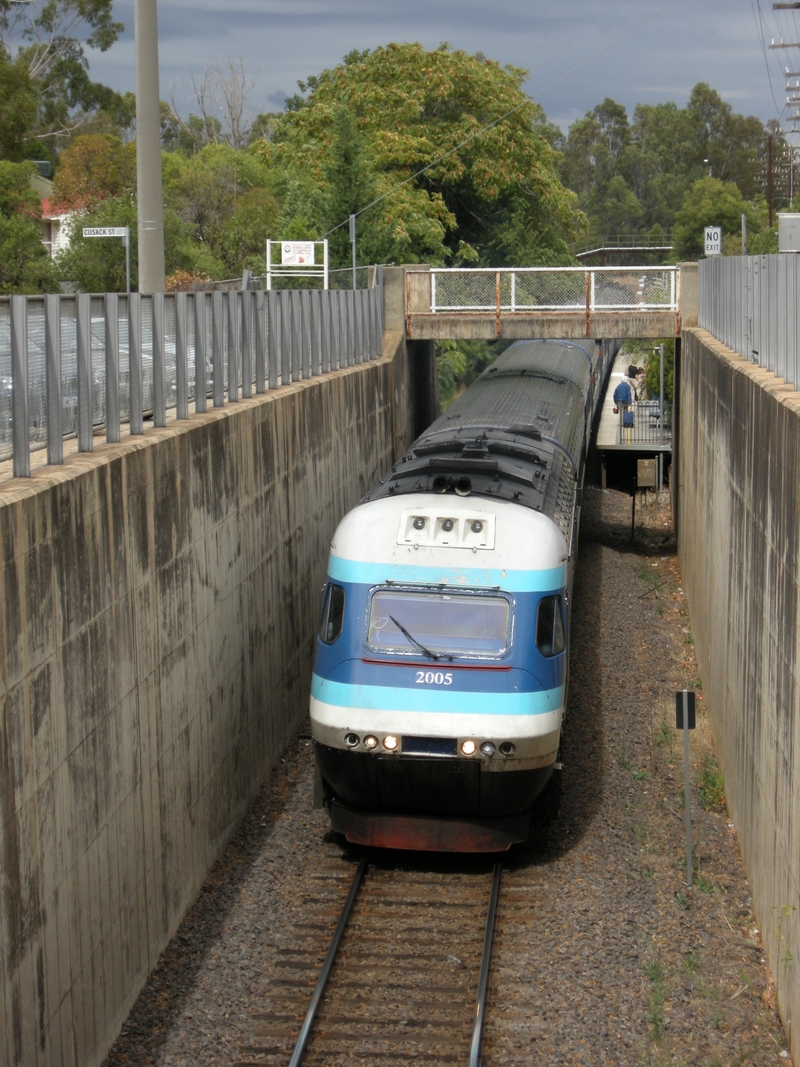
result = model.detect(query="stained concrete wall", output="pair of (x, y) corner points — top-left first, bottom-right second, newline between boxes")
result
(0, 326), (420, 1067)
(678, 327), (800, 1058)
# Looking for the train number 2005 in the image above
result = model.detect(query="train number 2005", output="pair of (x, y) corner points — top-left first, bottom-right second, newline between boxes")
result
(415, 671), (453, 685)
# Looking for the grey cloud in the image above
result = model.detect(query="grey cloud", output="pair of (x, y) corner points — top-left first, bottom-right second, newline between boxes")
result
(89, 0), (786, 131)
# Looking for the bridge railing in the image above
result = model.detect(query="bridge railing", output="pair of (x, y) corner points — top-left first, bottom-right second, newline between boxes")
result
(409, 267), (678, 315)
(699, 255), (800, 390)
(0, 273), (383, 478)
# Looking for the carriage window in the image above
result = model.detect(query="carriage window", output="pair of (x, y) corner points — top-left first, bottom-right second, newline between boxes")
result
(368, 590), (510, 657)
(319, 584), (346, 644)
(536, 595), (565, 656)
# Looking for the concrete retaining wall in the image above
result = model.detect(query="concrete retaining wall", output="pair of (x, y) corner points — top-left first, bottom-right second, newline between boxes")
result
(678, 327), (800, 1057)
(0, 328), (419, 1067)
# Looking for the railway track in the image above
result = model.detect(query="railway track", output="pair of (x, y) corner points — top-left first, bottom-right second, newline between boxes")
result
(237, 854), (515, 1066)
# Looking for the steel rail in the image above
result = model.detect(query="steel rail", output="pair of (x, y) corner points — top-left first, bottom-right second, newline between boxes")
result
(288, 855), (368, 1067)
(468, 861), (502, 1067)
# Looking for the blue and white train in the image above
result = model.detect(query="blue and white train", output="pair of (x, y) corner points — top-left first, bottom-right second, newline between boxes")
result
(310, 338), (617, 851)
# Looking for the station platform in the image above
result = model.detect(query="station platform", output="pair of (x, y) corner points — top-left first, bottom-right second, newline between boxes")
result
(596, 351), (672, 453)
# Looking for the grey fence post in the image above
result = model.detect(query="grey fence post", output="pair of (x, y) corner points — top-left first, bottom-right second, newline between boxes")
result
(310, 292), (321, 376)
(280, 291), (292, 385)
(267, 290), (279, 389)
(241, 288), (253, 398)
(176, 292), (189, 419)
(76, 293), (93, 452)
(11, 296), (30, 477)
(105, 293), (120, 443)
(212, 290), (224, 407)
(321, 295), (331, 374)
(194, 292), (207, 413)
(45, 293), (63, 465)
(129, 293), (143, 434)
(346, 290), (355, 366)
(290, 290), (302, 380)
(255, 290), (266, 392)
(331, 293), (341, 370)
(228, 288), (239, 402)
(152, 291), (166, 427)
(300, 290), (312, 378)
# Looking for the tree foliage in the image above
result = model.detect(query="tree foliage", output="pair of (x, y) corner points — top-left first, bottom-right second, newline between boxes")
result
(52, 132), (135, 208)
(265, 44), (582, 267)
(560, 84), (769, 250)
(0, 160), (57, 291)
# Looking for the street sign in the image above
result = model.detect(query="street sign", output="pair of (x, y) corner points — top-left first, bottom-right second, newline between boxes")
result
(281, 241), (315, 266)
(83, 227), (128, 238)
(704, 225), (722, 256)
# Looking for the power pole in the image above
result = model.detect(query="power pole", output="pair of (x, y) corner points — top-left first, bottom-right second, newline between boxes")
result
(135, 0), (165, 293)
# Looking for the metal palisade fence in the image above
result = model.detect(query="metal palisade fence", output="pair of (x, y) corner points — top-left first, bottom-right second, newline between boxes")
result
(0, 272), (383, 478)
(699, 255), (800, 389)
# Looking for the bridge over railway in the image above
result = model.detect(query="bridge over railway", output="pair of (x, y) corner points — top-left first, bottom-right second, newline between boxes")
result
(3, 256), (800, 1067)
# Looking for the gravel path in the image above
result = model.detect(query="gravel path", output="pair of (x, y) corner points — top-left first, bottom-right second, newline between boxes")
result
(103, 482), (793, 1067)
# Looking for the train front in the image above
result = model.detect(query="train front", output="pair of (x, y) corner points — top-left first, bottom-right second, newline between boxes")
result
(310, 493), (568, 852)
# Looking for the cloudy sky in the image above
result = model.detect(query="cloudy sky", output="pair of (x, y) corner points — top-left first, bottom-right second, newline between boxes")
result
(88, 0), (799, 133)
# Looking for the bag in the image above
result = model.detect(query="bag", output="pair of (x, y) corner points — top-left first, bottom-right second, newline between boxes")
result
(623, 410), (635, 428)
(613, 405), (619, 414)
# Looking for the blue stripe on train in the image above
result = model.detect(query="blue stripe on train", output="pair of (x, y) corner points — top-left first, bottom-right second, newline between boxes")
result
(328, 556), (567, 593)
(311, 675), (565, 715)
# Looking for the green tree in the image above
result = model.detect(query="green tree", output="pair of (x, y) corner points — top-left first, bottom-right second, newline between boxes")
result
(266, 44), (581, 266)
(162, 142), (278, 277)
(0, 49), (39, 160)
(321, 107), (378, 268)
(52, 132), (135, 208)
(671, 177), (763, 259)
(0, 160), (57, 291)
(55, 195), (189, 292)
(0, 0), (127, 160)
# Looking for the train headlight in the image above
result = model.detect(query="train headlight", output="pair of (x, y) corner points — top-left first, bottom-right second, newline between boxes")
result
(471, 520), (484, 534)
(413, 517), (426, 530)
(499, 741), (516, 756)
(364, 735), (379, 750)
(461, 739), (476, 755)
(441, 519), (455, 533)
(480, 741), (496, 757)
(344, 733), (360, 748)
(383, 735), (398, 751)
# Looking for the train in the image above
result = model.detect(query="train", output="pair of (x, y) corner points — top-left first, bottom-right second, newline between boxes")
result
(310, 337), (618, 851)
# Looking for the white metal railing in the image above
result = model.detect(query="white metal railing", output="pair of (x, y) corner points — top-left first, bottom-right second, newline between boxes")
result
(699, 255), (800, 390)
(412, 267), (678, 315)
(0, 274), (383, 478)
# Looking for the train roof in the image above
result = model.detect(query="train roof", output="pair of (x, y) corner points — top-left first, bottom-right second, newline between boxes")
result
(362, 340), (598, 530)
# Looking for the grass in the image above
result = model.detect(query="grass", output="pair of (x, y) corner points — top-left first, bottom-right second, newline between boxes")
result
(654, 716), (673, 748)
(675, 890), (694, 910)
(694, 873), (715, 895)
(697, 753), (725, 811)
(639, 565), (663, 592)
(645, 957), (668, 1043)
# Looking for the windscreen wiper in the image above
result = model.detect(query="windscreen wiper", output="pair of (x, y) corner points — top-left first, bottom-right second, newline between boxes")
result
(389, 615), (444, 661)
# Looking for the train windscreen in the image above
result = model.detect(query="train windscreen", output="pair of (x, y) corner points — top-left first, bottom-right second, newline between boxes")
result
(367, 590), (510, 657)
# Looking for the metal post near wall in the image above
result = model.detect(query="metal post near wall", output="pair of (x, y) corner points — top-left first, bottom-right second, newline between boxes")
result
(175, 292), (188, 419)
(105, 293), (121, 443)
(227, 289), (239, 402)
(152, 291), (166, 427)
(254, 290), (266, 393)
(212, 291), (224, 407)
(10, 296), (30, 477)
(194, 291), (207, 413)
(76, 293), (93, 452)
(129, 293), (143, 434)
(241, 288), (253, 398)
(45, 294), (62, 465)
